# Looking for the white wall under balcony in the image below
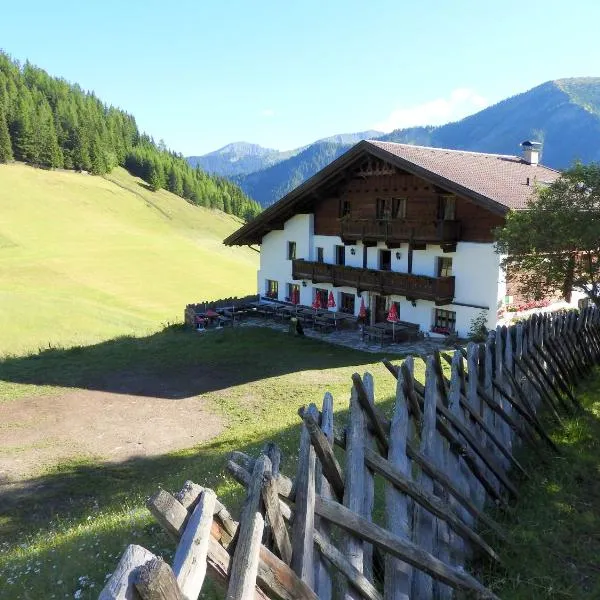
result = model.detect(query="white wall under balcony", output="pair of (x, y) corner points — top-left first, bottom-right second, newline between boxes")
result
(258, 214), (313, 300)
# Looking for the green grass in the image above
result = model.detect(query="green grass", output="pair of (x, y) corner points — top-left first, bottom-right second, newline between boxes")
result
(0, 163), (258, 357)
(1, 325), (599, 598)
(485, 371), (600, 599)
(0, 326), (403, 599)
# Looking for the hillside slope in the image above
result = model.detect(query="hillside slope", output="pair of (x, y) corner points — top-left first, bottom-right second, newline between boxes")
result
(0, 164), (258, 356)
(232, 78), (600, 206)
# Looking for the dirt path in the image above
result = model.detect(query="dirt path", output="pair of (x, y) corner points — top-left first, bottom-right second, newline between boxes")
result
(0, 388), (223, 483)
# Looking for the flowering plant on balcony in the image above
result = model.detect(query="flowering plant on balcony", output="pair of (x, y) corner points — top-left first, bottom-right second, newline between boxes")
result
(430, 325), (452, 335)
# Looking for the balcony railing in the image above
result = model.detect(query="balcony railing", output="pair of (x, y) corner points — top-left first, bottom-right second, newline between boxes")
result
(292, 259), (455, 305)
(339, 218), (460, 244)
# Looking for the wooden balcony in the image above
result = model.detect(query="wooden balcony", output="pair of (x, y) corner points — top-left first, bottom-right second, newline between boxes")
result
(292, 259), (455, 305)
(339, 218), (460, 245)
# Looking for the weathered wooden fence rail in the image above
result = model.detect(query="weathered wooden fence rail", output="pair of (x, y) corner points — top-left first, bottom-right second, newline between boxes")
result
(100, 307), (600, 599)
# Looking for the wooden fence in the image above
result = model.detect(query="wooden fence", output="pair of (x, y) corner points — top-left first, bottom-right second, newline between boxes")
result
(184, 295), (260, 326)
(99, 307), (600, 600)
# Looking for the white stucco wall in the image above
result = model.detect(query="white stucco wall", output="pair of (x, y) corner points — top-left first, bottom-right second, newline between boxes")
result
(258, 223), (503, 337)
(257, 214), (313, 302)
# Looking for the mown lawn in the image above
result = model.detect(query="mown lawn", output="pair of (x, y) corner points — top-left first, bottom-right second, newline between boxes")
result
(0, 325), (599, 599)
(0, 326), (401, 599)
(0, 163), (257, 357)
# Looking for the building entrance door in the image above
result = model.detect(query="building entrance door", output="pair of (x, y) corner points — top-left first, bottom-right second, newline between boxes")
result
(374, 295), (388, 323)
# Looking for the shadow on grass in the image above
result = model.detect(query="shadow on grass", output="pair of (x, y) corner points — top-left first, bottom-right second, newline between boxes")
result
(0, 325), (387, 399)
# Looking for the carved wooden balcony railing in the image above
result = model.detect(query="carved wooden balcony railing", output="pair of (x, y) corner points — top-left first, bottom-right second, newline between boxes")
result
(339, 218), (460, 244)
(292, 259), (455, 305)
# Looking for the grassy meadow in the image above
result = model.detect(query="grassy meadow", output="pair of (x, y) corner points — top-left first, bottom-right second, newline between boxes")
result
(0, 163), (599, 599)
(0, 163), (258, 356)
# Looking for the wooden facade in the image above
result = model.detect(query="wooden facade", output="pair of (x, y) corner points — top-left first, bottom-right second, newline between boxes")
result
(313, 165), (504, 244)
(292, 259), (456, 305)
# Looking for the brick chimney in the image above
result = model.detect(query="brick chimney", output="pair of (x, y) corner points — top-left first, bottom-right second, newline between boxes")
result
(521, 140), (542, 165)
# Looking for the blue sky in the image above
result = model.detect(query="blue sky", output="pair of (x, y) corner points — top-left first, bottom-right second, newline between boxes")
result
(1, 0), (598, 155)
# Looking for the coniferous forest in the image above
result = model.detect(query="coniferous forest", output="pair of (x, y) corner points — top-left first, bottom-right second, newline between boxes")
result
(0, 52), (261, 221)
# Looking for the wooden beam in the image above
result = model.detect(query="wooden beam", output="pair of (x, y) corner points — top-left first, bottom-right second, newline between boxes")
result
(314, 496), (499, 599)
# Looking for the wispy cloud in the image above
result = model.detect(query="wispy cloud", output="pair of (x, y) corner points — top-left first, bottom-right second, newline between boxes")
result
(374, 88), (489, 132)
(260, 108), (275, 117)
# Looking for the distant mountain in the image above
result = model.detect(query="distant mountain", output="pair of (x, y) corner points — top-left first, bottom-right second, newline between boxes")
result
(232, 141), (352, 208)
(379, 78), (600, 168)
(226, 78), (600, 207)
(314, 129), (384, 145)
(187, 142), (302, 178)
(187, 130), (384, 179)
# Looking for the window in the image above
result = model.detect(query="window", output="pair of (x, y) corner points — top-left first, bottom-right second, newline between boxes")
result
(392, 197), (407, 219)
(316, 247), (324, 263)
(437, 195), (456, 220)
(287, 283), (300, 303)
(265, 279), (279, 299)
(287, 241), (296, 260)
(377, 197), (406, 219)
(433, 309), (456, 333)
(379, 249), (391, 271)
(335, 245), (345, 266)
(314, 287), (328, 307)
(437, 257), (453, 277)
(376, 198), (390, 220)
(340, 199), (351, 218)
(340, 292), (355, 314)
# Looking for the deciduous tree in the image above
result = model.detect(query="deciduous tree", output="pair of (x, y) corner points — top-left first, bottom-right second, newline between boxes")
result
(496, 163), (600, 307)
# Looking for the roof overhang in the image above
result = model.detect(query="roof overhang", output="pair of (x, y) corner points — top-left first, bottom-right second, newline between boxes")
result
(224, 140), (510, 246)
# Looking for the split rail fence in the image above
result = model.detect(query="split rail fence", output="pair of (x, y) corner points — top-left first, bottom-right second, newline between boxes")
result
(99, 307), (600, 600)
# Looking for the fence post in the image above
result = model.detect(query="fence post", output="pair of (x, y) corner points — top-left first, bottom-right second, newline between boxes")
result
(314, 392), (334, 600)
(343, 385), (367, 599)
(384, 363), (413, 600)
(362, 372), (376, 583)
(411, 356), (437, 599)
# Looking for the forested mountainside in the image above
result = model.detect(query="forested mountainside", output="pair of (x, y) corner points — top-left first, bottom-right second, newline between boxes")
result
(222, 78), (600, 207)
(0, 52), (260, 221)
(233, 141), (351, 207)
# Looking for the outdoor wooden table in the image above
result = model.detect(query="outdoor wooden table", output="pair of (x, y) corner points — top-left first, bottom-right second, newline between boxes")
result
(313, 315), (336, 333)
(256, 304), (276, 317)
(365, 323), (393, 345)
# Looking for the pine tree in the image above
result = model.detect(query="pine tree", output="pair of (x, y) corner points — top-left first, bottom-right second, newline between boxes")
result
(0, 107), (13, 162)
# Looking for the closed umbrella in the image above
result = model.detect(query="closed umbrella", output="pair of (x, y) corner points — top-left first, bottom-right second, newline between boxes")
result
(312, 292), (321, 311)
(387, 302), (400, 341)
(358, 297), (367, 319)
(327, 291), (336, 309)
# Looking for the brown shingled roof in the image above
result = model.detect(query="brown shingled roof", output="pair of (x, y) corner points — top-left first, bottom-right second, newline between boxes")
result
(224, 140), (561, 246)
(368, 141), (560, 210)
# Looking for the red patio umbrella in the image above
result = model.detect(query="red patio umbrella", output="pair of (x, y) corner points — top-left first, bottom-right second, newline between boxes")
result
(327, 291), (336, 309)
(312, 293), (322, 310)
(387, 302), (400, 341)
(358, 297), (367, 319)
(205, 309), (219, 318)
(291, 287), (299, 305)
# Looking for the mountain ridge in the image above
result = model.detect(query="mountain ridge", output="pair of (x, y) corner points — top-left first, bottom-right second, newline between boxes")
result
(197, 77), (600, 207)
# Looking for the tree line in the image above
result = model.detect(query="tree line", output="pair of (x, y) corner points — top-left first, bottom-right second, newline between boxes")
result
(0, 52), (260, 221)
